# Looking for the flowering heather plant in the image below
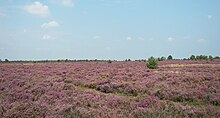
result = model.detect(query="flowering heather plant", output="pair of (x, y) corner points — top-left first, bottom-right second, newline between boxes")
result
(0, 60), (220, 117)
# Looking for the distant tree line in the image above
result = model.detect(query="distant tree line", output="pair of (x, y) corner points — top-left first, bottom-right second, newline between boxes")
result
(189, 55), (219, 60)
(0, 59), (117, 63)
(0, 55), (219, 63)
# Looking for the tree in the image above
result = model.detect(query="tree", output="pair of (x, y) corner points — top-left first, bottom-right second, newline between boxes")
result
(158, 56), (166, 61)
(5, 59), (9, 62)
(146, 56), (158, 69)
(190, 55), (196, 60)
(108, 60), (112, 63)
(209, 55), (213, 60)
(167, 55), (173, 60)
(214, 56), (220, 59)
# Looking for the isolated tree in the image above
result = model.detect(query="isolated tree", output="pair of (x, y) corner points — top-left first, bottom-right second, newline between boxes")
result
(209, 55), (213, 60)
(5, 59), (9, 62)
(167, 55), (173, 60)
(146, 56), (158, 69)
(108, 60), (112, 63)
(190, 55), (196, 60)
(214, 56), (220, 59)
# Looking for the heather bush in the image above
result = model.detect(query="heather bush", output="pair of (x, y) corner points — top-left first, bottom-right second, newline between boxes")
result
(0, 59), (220, 117)
(146, 56), (158, 69)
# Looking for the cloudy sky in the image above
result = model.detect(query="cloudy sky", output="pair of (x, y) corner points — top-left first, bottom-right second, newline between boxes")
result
(0, 0), (220, 60)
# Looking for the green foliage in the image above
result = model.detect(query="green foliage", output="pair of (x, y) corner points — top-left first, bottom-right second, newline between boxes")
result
(189, 55), (217, 60)
(167, 55), (173, 60)
(214, 56), (220, 59)
(108, 60), (112, 63)
(197, 55), (208, 60)
(158, 56), (166, 61)
(146, 56), (158, 69)
(208, 55), (213, 60)
(125, 59), (131, 62)
(5, 59), (9, 62)
(190, 55), (196, 60)
(64, 79), (73, 83)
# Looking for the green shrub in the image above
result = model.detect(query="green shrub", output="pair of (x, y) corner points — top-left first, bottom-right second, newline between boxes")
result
(146, 56), (158, 69)
(108, 60), (112, 63)
(5, 59), (9, 62)
(167, 55), (173, 60)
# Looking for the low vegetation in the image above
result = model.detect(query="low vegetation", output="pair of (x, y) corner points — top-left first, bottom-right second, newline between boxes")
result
(146, 56), (158, 69)
(0, 56), (220, 117)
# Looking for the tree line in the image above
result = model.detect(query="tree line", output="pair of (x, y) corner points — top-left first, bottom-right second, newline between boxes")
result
(0, 55), (219, 63)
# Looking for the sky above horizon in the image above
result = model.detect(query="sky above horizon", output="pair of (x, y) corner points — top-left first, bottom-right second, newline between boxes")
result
(0, 0), (220, 60)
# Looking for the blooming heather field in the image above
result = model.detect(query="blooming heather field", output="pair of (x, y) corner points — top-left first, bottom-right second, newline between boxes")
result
(0, 60), (220, 117)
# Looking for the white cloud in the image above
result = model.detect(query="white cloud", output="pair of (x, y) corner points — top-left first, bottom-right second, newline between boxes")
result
(168, 37), (174, 42)
(93, 35), (101, 39)
(208, 15), (213, 19)
(126, 36), (132, 40)
(41, 21), (60, 29)
(23, 29), (27, 33)
(197, 38), (206, 43)
(24, 1), (49, 17)
(42, 34), (54, 40)
(148, 38), (154, 41)
(60, 0), (74, 7)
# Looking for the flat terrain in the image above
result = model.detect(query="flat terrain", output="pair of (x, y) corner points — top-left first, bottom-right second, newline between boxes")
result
(0, 60), (220, 117)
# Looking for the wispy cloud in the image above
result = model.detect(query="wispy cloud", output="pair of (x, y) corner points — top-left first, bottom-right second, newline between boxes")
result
(168, 36), (174, 42)
(126, 36), (132, 41)
(41, 21), (60, 29)
(183, 36), (192, 40)
(148, 38), (154, 41)
(51, 0), (74, 7)
(197, 38), (206, 43)
(93, 35), (101, 39)
(60, 0), (74, 7)
(42, 34), (54, 40)
(24, 1), (49, 17)
(208, 15), (213, 19)
(23, 29), (27, 33)
(99, 0), (124, 4)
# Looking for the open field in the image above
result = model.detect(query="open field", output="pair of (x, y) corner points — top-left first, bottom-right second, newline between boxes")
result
(0, 60), (220, 117)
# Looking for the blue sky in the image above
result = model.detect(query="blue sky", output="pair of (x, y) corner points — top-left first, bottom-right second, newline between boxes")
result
(0, 0), (220, 60)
